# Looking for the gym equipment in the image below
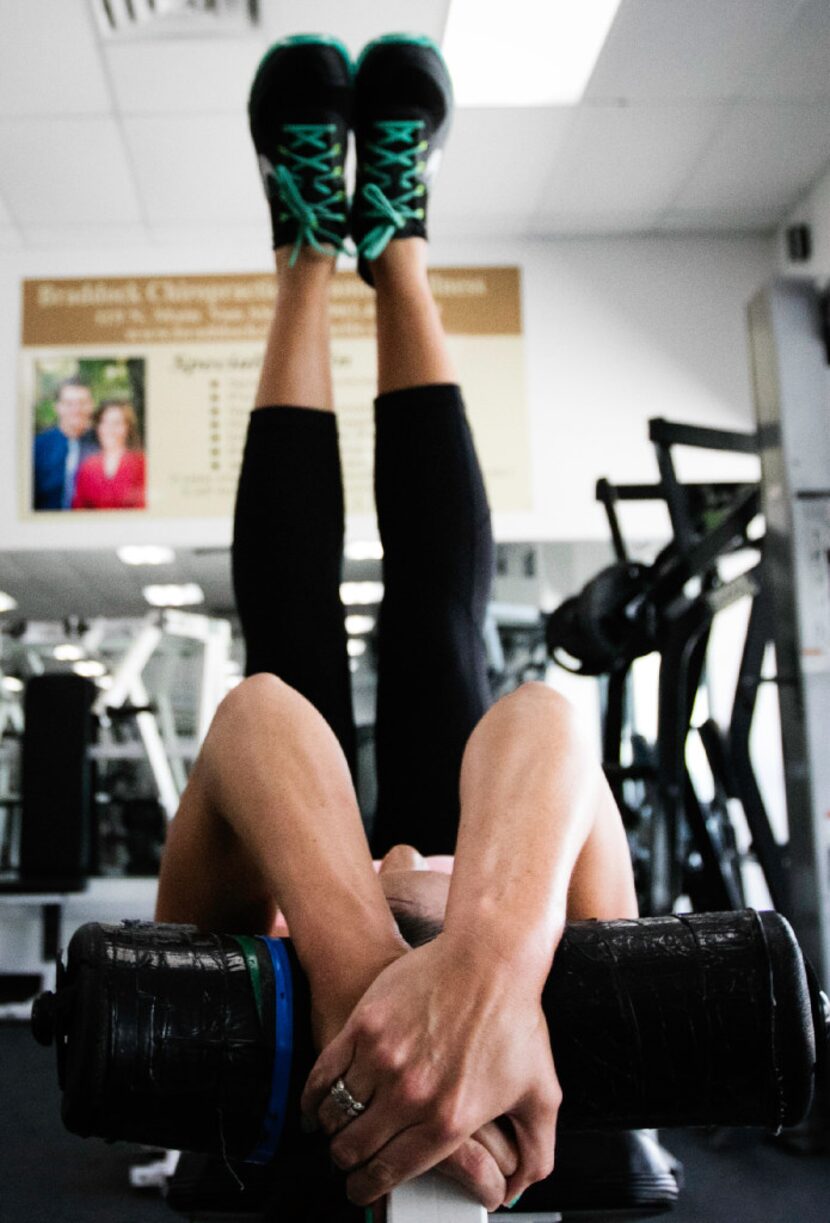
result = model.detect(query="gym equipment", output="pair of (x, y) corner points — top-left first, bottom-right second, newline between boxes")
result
(19, 674), (97, 889)
(31, 911), (827, 1161)
(747, 277), (830, 993)
(547, 418), (776, 920)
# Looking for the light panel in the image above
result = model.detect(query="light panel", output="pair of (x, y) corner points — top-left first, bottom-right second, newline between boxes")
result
(143, 583), (205, 607)
(442, 0), (622, 106)
(118, 545), (176, 566)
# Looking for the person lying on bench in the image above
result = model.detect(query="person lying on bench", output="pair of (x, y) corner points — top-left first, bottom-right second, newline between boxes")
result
(155, 32), (640, 1217)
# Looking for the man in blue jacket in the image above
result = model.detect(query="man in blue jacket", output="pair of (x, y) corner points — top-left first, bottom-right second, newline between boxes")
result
(33, 377), (100, 511)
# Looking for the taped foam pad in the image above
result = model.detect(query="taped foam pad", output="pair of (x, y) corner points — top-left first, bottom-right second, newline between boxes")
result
(39, 910), (819, 1166)
(545, 910), (815, 1130)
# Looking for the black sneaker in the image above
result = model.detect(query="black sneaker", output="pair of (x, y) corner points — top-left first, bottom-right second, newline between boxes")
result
(351, 33), (453, 285)
(248, 34), (352, 263)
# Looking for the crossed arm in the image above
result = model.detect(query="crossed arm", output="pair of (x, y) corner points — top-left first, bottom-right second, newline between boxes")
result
(156, 675), (636, 1210)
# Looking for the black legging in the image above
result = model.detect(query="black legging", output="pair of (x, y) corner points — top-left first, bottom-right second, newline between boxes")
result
(231, 383), (494, 855)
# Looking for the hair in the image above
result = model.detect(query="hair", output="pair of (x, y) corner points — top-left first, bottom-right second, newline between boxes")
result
(94, 398), (141, 449)
(388, 902), (444, 949)
(55, 376), (92, 401)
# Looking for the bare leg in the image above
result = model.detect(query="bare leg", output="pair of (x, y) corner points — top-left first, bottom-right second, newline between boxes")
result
(254, 248), (336, 410)
(373, 238), (456, 394)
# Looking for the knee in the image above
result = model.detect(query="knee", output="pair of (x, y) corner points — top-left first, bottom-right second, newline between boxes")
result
(208, 672), (291, 749)
(506, 680), (576, 726)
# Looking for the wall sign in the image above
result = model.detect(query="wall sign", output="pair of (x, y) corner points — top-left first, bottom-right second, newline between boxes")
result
(20, 268), (531, 519)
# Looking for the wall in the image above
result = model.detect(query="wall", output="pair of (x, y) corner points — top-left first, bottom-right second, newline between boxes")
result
(777, 155), (830, 277)
(0, 233), (774, 550)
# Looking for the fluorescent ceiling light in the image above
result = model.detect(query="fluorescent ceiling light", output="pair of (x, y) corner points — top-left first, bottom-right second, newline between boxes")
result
(345, 614), (376, 636)
(347, 639), (367, 658)
(345, 541), (384, 561)
(118, 545), (176, 566)
(95, 675), (113, 690)
(143, 583), (205, 608)
(2, 675), (23, 693)
(54, 644), (85, 662)
(0, 591), (18, 613)
(73, 660), (107, 678)
(443, 0), (622, 106)
(340, 581), (384, 606)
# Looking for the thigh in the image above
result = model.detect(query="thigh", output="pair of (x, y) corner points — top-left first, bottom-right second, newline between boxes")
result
(371, 385), (494, 855)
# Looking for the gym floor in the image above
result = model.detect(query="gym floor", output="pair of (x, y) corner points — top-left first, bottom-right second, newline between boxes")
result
(3, 1022), (828, 1223)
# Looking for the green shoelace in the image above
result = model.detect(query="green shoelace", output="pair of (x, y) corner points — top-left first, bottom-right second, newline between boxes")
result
(357, 119), (429, 261)
(272, 123), (347, 265)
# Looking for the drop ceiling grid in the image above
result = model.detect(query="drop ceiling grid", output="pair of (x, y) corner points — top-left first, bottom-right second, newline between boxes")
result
(584, 0), (805, 102)
(0, 0), (826, 247)
(529, 103), (727, 234)
(123, 112), (263, 224)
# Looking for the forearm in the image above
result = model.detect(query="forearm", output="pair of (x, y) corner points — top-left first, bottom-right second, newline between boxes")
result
(202, 674), (405, 1006)
(446, 683), (601, 987)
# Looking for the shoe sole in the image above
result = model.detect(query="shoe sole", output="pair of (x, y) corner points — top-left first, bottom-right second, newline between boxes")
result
(355, 31), (454, 106)
(248, 33), (353, 125)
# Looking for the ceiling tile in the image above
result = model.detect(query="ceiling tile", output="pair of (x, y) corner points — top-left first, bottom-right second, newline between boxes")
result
(0, 0), (111, 117)
(585, 0), (802, 101)
(105, 37), (267, 115)
(0, 189), (14, 226)
(528, 210), (663, 236)
(433, 108), (574, 226)
(20, 224), (149, 248)
(0, 118), (143, 226)
(676, 101), (830, 215)
(742, 0), (830, 101)
(258, 0), (451, 59)
(147, 222), (264, 249)
(123, 113), (263, 223)
(534, 105), (722, 219)
(657, 206), (779, 233)
(0, 226), (22, 250)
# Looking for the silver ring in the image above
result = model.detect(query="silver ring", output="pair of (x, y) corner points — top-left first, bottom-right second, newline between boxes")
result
(330, 1077), (366, 1119)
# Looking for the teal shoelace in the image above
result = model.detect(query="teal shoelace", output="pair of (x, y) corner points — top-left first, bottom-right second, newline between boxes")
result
(357, 119), (429, 260)
(271, 123), (347, 265)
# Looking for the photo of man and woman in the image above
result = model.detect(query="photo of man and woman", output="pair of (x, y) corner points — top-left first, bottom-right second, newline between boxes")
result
(31, 357), (146, 512)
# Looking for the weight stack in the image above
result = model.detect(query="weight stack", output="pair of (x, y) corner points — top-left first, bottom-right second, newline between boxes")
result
(20, 673), (97, 889)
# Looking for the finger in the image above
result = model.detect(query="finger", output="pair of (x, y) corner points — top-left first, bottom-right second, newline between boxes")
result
(344, 1122), (466, 1208)
(436, 1138), (508, 1213)
(329, 1058), (436, 1172)
(301, 1031), (356, 1122)
(470, 1119), (519, 1179)
(503, 1098), (558, 1204)
(317, 1071), (376, 1138)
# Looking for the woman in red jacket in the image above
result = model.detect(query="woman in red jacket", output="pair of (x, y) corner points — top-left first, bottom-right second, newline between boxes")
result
(72, 398), (146, 510)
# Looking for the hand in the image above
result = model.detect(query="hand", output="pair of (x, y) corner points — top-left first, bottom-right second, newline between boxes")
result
(301, 934), (560, 1210)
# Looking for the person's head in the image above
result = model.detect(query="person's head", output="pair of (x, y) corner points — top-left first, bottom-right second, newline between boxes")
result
(94, 399), (140, 453)
(54, 377), (94, 439)
(378, 844), (450, 948)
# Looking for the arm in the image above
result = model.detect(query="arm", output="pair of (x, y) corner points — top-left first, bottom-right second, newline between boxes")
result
(303, 683), (615, 1208)
(157, 673), (406, 1037)
(156, 672), (517, 1203)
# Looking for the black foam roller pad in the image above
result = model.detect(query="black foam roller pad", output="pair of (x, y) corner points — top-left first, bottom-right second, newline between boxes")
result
(36, 910), (818, 1159)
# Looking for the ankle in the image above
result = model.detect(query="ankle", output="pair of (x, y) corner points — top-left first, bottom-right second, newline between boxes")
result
(371, 237), (429, 289)
(275, 246), (337, 288)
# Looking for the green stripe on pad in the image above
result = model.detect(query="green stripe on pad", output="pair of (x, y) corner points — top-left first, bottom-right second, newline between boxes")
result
(231, 934), (265, 1025)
